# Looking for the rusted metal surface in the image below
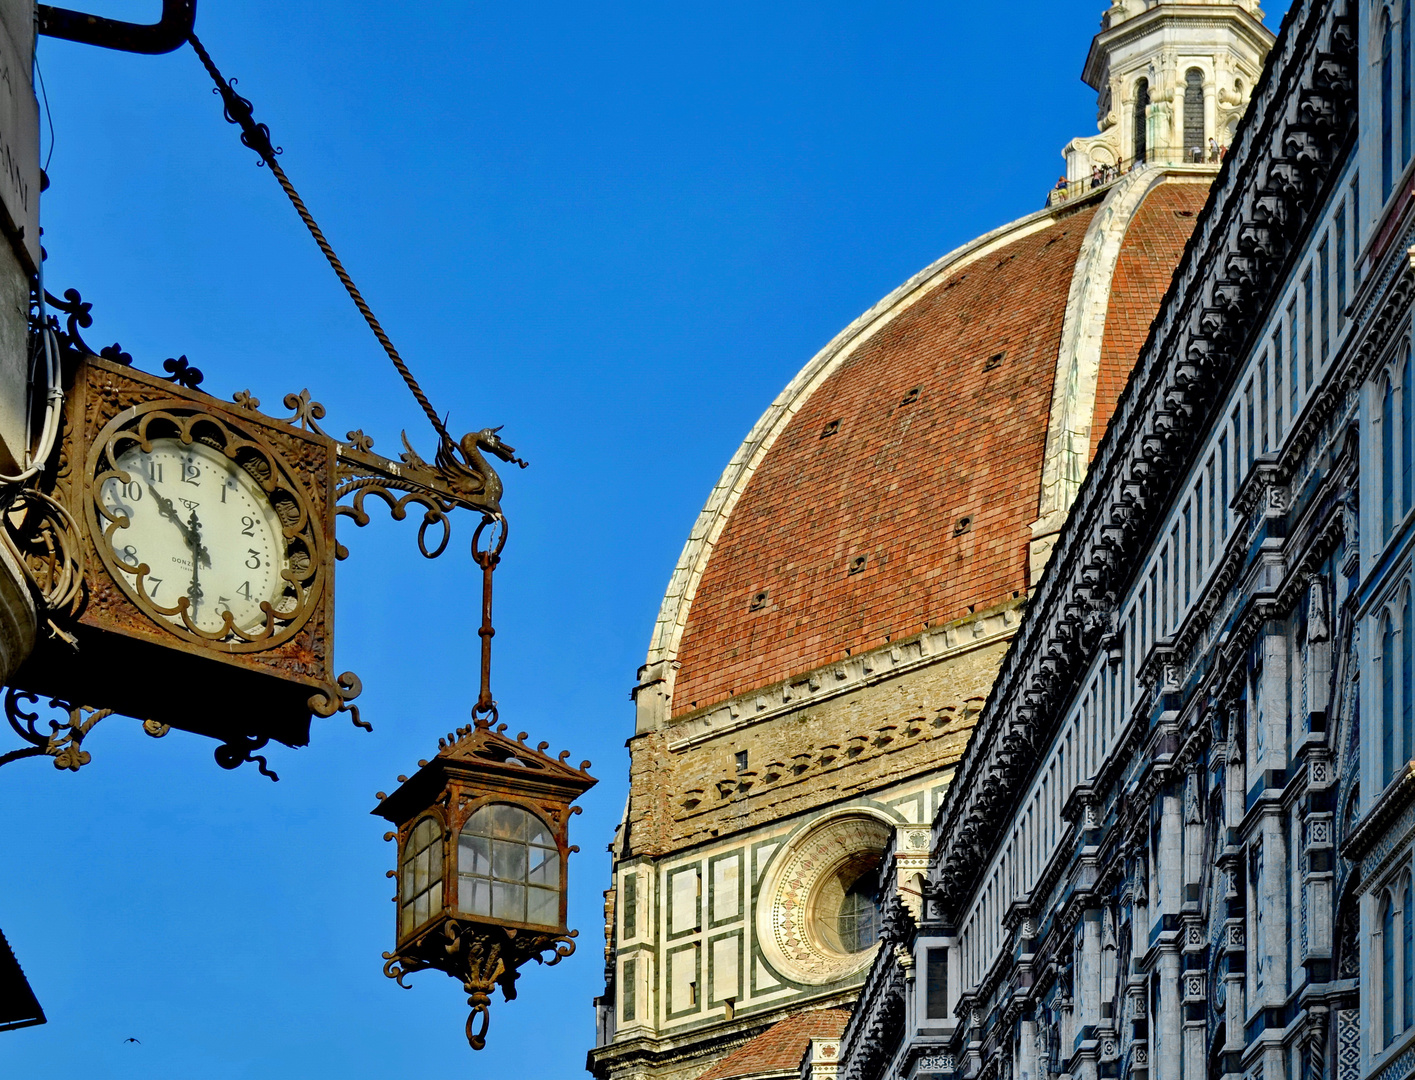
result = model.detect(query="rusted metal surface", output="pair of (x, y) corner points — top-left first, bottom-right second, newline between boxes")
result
(373, 723), (596, 1050)
(0, 686), (171, 773)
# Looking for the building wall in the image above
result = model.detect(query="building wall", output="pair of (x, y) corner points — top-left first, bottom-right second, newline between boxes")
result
(0, 0), (43, 682)
(836, 3), (1369, 1080)
(595, 9), (1275, 1080)
(592, 611), (1012, 1080)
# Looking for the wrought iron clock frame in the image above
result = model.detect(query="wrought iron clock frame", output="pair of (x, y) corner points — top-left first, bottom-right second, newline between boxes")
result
(1, 288), (524, 777)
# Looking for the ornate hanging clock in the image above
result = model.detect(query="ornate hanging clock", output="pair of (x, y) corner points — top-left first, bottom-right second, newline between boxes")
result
(88, 400), (327, 650)
(3, 291), (519, 776)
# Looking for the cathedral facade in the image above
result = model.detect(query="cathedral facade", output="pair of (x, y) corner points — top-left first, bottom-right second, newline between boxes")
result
(589, 5), (1283, 1080)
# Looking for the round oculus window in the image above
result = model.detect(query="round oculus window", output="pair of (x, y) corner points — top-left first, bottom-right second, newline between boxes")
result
(756, 814), (893, 986)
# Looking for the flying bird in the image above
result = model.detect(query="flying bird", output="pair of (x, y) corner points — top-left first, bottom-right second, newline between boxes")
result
(123, 1037), (140, 1044)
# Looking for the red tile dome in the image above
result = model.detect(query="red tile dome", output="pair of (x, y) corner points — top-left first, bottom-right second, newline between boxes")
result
(650, 175), (1210, 721)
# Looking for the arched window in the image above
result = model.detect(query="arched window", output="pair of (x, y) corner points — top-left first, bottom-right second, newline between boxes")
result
(1183, 69), (1205, 163)
(1385, 614), (1398, 783)
(1386, 11), (1396, 200)
(399, 816), (444, 938)
(1385, 891), (1398, 1045)
(1385, 376), (1397, 539)
(1405, 349), (1414, 512)
(457, 803), (560, 927)
(1134, 78), (1150, 164)
(1405, 880), (1414, 1030)
(1405, 600), (1414, 767)
(1404, 0), (1413, 163)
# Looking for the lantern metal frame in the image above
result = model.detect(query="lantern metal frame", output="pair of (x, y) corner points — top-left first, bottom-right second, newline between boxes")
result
(373, 720), (595, 1049)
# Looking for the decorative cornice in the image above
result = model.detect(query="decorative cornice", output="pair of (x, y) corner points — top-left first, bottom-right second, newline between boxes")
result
(663, 603), (1020, 752)
(1344, 762), (1415, 862)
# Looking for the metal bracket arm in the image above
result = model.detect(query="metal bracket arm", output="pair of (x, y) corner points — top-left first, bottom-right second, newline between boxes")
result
(335, 431), (524, 559)
(38, 0), (197, 55)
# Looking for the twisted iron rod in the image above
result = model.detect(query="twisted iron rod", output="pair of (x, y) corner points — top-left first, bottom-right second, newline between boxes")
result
(186, 32), (452, 446)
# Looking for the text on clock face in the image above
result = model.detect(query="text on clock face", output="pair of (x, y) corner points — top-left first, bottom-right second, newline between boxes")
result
(98, 437), (294, 636)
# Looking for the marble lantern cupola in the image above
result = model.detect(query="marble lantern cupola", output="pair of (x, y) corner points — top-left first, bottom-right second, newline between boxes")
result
(1065, 0), (1274, 180)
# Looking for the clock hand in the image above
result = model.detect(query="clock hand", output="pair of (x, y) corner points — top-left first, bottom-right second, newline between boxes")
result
(186, 508), (205, 610)
(149, 483), (212, 568)
(147, 483), (195, 547)
(188, 508), (212, 569)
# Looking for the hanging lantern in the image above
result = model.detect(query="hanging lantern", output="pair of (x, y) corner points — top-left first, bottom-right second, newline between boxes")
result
(373, 719), (595, 1049)
(373, 517), (594, 1049)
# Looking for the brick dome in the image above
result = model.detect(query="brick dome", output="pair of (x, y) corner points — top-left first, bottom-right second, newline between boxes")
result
(647, 172), (1210, 722)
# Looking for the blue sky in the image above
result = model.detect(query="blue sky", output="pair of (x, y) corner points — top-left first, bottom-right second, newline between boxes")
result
(2, 2), (1289, 1076)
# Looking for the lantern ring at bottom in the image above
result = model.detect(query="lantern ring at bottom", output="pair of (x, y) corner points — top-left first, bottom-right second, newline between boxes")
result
(466, 997), (492, 1051)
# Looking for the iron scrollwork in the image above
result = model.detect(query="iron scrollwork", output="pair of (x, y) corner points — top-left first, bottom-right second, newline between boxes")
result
(335, 426), (527, 560)
(382, 918), (577, 1051)
(43, 288), (193, 384)
(227, 386), (528, 559)
(0, 686), (169, 771)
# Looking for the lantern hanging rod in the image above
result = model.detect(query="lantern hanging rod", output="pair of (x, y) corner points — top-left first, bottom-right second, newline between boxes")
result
(470, 517), (506, 725)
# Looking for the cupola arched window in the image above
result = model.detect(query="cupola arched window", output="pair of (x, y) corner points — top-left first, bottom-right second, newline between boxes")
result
(399, 816), (445, 938)
(1133, 78), (1150, 164)
(1404, 0), (1412, 164)
(457, 802), (561, 927)
(1384, 375), (1397, 539)
(1183, 69), (1205, 162)
(1404, 600), (1414, 767)
(1386, 891), (1399, 1044)
(1385, 10), (1396, 199)
(1383, 614), (1397, 783)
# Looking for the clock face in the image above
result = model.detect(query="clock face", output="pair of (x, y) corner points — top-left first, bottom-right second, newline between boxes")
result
(98, 438), (294, 636)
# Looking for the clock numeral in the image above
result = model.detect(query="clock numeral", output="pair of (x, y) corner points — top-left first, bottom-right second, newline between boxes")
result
(121, 481), (144, 502)
(147, 577), (163, 597)
(241, 516), (256, 537)
(245, 549), (262, 570)
(121, 544), (138, 563)
(220, 482), (230, 504)
(181, 459), (200, 486)
(238, 581), (253, 601)
(218, 596), (231, 609)
(147, 461), (163, 484)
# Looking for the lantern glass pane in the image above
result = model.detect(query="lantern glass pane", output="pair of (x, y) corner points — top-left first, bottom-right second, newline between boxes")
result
(528, 844), (559, 888)
(527, 886), (558, 927)
(486, 803), (528, 840)
(456, 803), (562, 927)
(398, 817), (444, 939)
(463, 876), (491, 916)
(460, 833), (491, 876)
(493, 881), (526, 921)
(493, 839), (528, 881)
